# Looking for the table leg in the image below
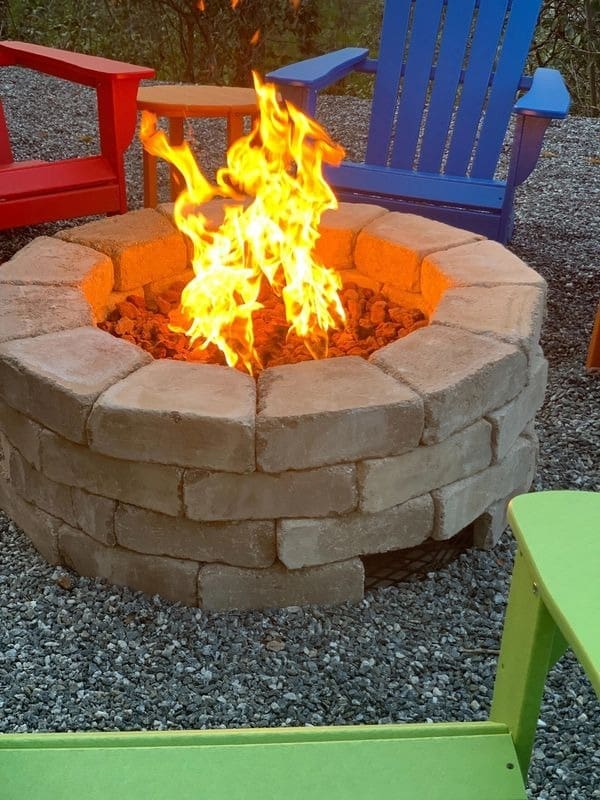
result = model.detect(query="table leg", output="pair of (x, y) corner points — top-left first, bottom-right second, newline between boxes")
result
(227, 113), (245, 147)
(169, 116), (185, 201)
(586, 300), (600, 370)
(142, 148), (158, 208)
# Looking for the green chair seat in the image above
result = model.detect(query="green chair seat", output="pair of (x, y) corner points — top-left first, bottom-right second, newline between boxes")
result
(0, 722), (525, 800)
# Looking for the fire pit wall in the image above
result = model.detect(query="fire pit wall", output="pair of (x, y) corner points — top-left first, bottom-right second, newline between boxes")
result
(0, 202), (547, 611)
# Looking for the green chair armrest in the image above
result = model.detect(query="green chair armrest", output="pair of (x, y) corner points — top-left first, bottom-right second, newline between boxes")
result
(508, 491), (600, 695)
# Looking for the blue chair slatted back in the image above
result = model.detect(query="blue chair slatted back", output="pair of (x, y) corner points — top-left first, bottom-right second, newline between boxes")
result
(366, 0), (542, 179)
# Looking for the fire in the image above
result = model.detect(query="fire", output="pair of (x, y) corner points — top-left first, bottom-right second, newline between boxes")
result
(140, 73), (346, 374)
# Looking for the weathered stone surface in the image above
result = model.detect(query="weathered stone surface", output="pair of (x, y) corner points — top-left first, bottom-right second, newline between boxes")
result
(144, 269), (194, 306)
(257, 356), (423, 472)
(278, 494), (433, 568)
(315, 203), (388, 271)
(9, 448), (75, 526)
(340, 269), (381, 293)
(0, 284), (93, 344)
(4, 485), (61, 564)
(355, 213), (480, 291)
(431, 285), (546, 355)
(71, 487), (116, 545)
(158, 197), (246, 231)
(0, 236), (114, 322)
(432, 436), (537, 540)
(358, 419), (492, 512)
(115, 503), (276, 567)
(184, 464), (357, 521)
(40, 430), (182, 516)
(57, 208), (187, 291)
(0, 327), (151, 444)
(486, 356), (548, 461)
(372, 326), (528, 444)
(103, 287), (145, 316)
(59, 524), (199, 605)
(88, 361), (256, 471)
(420, 239), (547, 311)
(0, 398), (42, 468)
(198, 559), (364, 610)
(0, 474), (12, 513)
(382, 285), (429, 314)
(0, 434), (9, 481)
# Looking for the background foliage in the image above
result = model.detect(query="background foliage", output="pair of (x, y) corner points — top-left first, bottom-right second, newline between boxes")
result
(1, 0), (598, 115)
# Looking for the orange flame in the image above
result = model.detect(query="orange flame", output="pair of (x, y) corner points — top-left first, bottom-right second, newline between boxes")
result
(230, 0), (241, 7)
(197, 0), (205, 10)
(140, 74), (345, 374)
(250, 28), (261, 46)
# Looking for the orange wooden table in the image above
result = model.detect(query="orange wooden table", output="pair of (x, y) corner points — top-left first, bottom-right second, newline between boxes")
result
(137, 84), (258, 207)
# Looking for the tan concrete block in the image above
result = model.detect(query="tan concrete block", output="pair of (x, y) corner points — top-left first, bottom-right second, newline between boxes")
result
(278, 494), (433, 568)
(0, 236), (114, 322)
(355, 213), (481, 291)
(382, 285), (429, 314)
(431, 285), (546, 355)
(143, 269), (194, 307)
(103, 287), (145, 317)
(198, 558), (364, 610)
(486, 356), (548, 461)
(9, 448), (75, 525)
(88, 361), (256, 471)
(5, 486), (61, 564)
(372, 326), (528, 444)
(0, 434), (9, 481)
(115, 503), (276, 567)
(257, 356), (423, 472)
(0, 398), (42, 468)
(71, 487), (116, 545)
(315, 203), (388, 271)
(340, 270), (381, 293)
(59, 524), (199, 605)
(0, 474), (13, 514)
(432, 436), (537, 540)
(184, 464), (357, 521)
(359, 419), (492, 513)
(40, 430), (182, 516)
(157, 198), (246, 263)
(157, 197), (246, 231)
(0, 284), (93, 344)
(420, 239), (547, 312)
(57, 208), (187, 291)
(0, 327), (151, 444)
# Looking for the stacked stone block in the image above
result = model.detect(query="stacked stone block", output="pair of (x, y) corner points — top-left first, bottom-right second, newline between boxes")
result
(0, 204), (547, 609)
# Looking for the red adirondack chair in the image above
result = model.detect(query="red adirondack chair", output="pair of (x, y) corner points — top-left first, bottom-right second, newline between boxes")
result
(0, 41), (154, 231)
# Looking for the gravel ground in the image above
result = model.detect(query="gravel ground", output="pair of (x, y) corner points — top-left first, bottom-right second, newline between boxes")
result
(0, 70), (599, 799)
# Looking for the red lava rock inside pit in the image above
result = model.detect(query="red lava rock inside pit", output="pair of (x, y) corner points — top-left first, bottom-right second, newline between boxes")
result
(99, 279), (428, 371)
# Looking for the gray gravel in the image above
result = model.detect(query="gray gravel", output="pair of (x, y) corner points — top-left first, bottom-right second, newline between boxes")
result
(0, 69), (599, 799)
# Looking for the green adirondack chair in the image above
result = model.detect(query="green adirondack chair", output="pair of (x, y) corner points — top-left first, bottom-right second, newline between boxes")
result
(1, 490), (598, 799)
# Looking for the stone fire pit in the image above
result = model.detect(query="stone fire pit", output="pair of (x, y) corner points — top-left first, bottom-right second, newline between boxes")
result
(0, 203), (547, 610)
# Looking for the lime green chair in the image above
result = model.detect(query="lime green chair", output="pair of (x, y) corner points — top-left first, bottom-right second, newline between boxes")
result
(1, 491), (598, 799)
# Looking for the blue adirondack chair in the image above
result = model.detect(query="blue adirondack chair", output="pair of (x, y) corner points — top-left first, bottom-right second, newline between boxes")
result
(267, 0), (570, 242)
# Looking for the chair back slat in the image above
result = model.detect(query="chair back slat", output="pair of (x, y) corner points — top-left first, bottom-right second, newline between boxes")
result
(365, 1), (413, 165)
(388, 0), (446, 170)
(417, 0), (477, 174)
(470, 1), (541, 177)
(443, 0), (511, 176)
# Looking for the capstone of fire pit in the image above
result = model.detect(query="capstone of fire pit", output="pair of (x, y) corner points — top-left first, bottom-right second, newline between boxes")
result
(0, 203), (548, 610)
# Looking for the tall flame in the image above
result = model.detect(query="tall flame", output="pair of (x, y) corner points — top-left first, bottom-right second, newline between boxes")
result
(140, 73), (345, 374)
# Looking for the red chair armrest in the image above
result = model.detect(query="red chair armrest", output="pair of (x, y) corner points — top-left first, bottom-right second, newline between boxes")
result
(0, 41), (154, 86)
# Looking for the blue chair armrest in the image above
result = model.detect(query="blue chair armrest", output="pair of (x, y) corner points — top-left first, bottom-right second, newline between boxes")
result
(267, 47), (369, 92)
(513, 67), (570, 118)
